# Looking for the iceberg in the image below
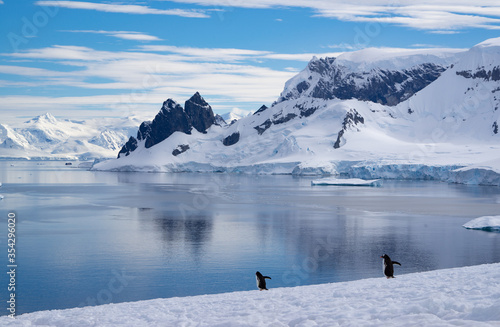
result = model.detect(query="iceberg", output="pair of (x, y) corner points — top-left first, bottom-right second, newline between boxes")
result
(311, 177), (382, 187)
(463, 216), (500, 232)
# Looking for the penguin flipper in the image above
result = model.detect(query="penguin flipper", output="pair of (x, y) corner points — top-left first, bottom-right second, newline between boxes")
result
(392, 261), (401, 266)
(264, 276), (271, 279)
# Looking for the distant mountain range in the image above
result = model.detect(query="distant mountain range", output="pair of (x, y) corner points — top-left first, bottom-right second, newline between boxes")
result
(93, 37), (500, 185)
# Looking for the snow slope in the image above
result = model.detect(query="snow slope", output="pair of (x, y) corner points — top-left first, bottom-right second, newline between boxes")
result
(0, 113), (140, 160)
(93, 38), (500, 185)
(2, 263), (499, 326)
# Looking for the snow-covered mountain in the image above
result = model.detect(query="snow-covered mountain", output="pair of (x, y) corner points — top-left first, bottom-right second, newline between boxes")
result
(0, 113), (140, 160)
(94, 38), (500, 185)
(220, 107), (253, 124)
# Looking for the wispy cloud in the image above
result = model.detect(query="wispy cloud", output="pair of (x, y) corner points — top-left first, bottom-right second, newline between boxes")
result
(168, 0), (500, 31)
(35, 1), (209, 18)
(137, 45), (272, 62)
(325, 43), (357, 51)
(0, 44), (345, 117)
(63, 30), (162, 42)
(136, 45), (338, 62)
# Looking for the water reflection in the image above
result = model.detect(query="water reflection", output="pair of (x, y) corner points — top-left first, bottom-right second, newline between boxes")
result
(151, 211), (213, 259)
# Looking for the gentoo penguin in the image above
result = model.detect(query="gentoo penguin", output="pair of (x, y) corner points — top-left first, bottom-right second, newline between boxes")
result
(381, 254), (401, 278)
(255, 271), (271, 291)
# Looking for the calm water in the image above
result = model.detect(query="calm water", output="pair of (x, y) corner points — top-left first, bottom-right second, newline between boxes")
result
(0, 161), (500, 315)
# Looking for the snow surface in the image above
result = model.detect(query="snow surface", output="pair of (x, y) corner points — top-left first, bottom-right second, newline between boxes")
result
(311, 177), (382, 186)
(463, 216), (500, 231)
(2, 263), (499, 326)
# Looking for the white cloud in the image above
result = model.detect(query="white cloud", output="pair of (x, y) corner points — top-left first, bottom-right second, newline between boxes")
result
(0, 45), (310, 117)
(167, 0), (500, 31)
(326, 43), (357, 51)
(35, 1), (209, 18)
(263, 52), (341, 61)
(63, 30), (162, 42)
(136, 45), (272, 62)
(0, 43), (347, 120)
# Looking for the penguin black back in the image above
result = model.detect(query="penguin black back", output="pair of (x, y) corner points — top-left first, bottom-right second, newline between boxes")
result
(381, 254), (401, 278)
(255, 271), (271, 290)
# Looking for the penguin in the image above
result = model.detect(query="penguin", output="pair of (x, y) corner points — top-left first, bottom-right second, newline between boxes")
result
(381, 254), (401, 278)
(255, 271), (271, 291)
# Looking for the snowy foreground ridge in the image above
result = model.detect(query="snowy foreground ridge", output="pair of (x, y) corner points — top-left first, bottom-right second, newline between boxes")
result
(2, 263), (499, 326)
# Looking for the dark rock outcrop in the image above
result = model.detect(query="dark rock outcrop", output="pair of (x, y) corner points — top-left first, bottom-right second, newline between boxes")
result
(272, 113), (297, 125)
(144, 99), (191, 149)
(214, 114), (226, 126)
(254, 119), (272, 135)
(117, 136), (138, 158)
(185, 92), (215, 133)
(334, 109), (365, 149)
(253, 105), (268, 115)
(117, 92), (217, 157)
(493, 121), (499, 134)
(456, 66), (500, 81)
(279, 58), (447, 106)
(172, 144), (190, 156)
(295, 103), (318, 118)
(222, 132), (240, 146)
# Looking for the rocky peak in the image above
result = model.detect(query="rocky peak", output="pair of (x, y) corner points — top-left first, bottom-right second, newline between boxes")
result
(277, 47), (462, 107)
(307, 57), (337, 76)
(279, 59), (447, 106)
(118, 92), (217, 158)
(184, 92), (215, 133)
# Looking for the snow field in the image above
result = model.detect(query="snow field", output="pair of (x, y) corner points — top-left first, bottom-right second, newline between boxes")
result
(2, 263), (499, 326)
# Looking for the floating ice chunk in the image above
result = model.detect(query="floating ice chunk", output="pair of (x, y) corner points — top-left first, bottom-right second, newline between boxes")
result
(0, 195), (3, 200)
(311, 177), (382, 187)
(463, 215), (500, 232)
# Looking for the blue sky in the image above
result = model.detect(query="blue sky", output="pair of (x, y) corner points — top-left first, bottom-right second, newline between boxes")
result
(1, 1), (499, 124)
